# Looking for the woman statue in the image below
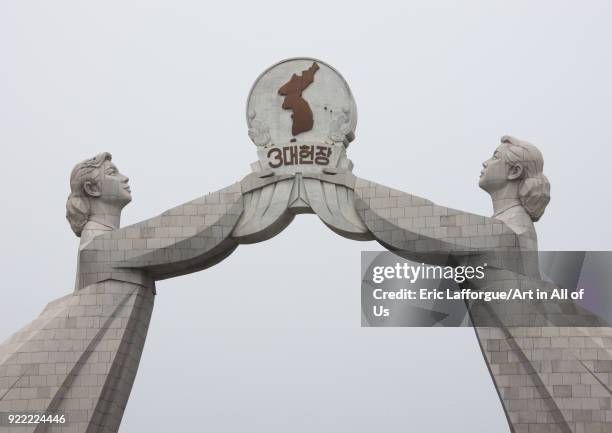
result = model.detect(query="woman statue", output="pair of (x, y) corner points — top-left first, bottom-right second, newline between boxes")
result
(356, 136), (610, 433)
(478, 135), (550, 253)
(67, 152), (133, 242)
(0, 152), (244, 433)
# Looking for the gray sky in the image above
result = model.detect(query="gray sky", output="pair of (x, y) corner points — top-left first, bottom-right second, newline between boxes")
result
(1, 1), (611, 432)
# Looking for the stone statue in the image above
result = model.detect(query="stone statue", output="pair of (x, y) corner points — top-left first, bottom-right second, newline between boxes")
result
(0, 151), (244, 432)
(1, 57), (609, 433)
(67, 152), (132, 238)
(479, 135), (550, 253)
(357, 135), (610, 432)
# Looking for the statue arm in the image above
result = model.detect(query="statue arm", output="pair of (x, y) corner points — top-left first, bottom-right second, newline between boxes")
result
(353, 177), (519, 258)
(90, 182), (244, 281)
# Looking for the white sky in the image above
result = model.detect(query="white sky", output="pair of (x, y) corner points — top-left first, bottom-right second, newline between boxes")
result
(1, 1), (611, 432)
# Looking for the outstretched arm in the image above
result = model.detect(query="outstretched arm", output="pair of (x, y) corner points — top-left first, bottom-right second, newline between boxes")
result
(353, 177), (520, 257)
(79, 182), (244, 285)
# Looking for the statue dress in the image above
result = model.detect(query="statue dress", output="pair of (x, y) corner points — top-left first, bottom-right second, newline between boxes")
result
(354, 177), (612, 432)
(0, 182), (243, 433)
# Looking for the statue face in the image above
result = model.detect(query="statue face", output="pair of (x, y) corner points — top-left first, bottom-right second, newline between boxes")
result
(479, 145), (510, 193)
(84, 160), (132, 206)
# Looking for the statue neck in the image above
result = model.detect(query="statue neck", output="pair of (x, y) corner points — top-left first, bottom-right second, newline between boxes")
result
(78, 201), (123, 249)
(492, 198), (522, 218)
(87, 214), (120, 231)
(87, 199), (123, 231)
(488, 183), (521, 217)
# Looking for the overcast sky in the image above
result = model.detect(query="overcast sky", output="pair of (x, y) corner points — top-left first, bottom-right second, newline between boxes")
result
(1, 1), (611, 432)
